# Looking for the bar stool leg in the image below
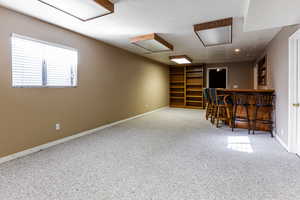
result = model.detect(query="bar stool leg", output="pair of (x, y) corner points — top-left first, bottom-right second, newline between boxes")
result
(252, 106), (259, 135)
(270, 130), (274, 137)
(232, 105), (237, 132)
(226, 106), (232, 128)
(205, 103), (209, 120)
(206, 102), (212, 120)
(216, 106), (220, 128)
(210, 105), (214, 124)
(269, 111), (274, 138)
(212, 104), (217, 124)
(245, 105), (251, 134)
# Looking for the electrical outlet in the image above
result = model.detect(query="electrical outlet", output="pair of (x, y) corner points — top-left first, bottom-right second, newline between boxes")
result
(55, 123), (61, 130)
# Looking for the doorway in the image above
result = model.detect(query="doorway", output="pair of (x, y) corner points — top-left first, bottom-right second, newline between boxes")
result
(207, 67), (228, 88)
(288, 29), (300, 155)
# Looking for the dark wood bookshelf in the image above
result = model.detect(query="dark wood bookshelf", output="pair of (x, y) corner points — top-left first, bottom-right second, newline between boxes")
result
(258, 56), (267, 86)
(169, 65), (204, 109)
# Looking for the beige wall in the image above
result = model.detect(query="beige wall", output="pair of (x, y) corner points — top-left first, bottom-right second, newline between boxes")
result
(0, 7), (169, 158)
(256, 25), (300, 145)
(205, 61), (254, 89)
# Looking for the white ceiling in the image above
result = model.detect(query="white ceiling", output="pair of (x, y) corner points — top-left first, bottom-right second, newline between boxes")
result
(245, 0), (300, 32)
(0, 0), (288, 64)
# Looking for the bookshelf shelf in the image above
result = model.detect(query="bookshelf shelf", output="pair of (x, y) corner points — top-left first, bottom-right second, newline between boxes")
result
(186, 100), (201, 103)
(187, 95), (202, 98)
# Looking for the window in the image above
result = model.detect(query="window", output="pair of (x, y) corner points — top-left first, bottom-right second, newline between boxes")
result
(11, 34), (78, 87)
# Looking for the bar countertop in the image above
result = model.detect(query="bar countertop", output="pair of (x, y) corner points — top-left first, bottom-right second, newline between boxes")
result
(218, 89), (275, 93)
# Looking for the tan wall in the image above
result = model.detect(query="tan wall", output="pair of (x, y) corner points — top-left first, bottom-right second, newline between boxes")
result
(256, 25), (300, 145)
(205, 61), (254, 89)
(0, 7), (169, 158)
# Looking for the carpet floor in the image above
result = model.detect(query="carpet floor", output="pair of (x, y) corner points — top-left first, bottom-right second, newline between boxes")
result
(0, 108), (300, 200)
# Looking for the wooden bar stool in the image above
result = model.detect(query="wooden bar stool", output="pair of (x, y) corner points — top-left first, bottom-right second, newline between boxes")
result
(208, 88), (218, 124)
(252, 94), (275, 137)
(215, 92), (229, 128)
(209, 89), (232, 128)
(232, 94), (251, 134)
(224, 94), (233, 128)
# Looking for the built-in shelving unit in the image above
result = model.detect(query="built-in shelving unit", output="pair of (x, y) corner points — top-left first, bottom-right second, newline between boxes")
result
(185, 66), (204, 108)
(169, 67), (185, 107)
(169, 65), (204, 109)
(258, 56), (267, 86)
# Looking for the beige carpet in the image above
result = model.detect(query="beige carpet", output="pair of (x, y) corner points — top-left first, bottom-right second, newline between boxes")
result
(0, 108), (300, 200)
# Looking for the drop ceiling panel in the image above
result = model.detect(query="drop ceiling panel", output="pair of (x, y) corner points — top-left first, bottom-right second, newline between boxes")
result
(196, 26), (232, 47)
(38, 0), (112, 21)
(133, 39), (171, 52)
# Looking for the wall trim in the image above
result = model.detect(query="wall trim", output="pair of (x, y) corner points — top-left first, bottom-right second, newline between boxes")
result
(0, 106), (168, 165)
(275, 134), (289, 152)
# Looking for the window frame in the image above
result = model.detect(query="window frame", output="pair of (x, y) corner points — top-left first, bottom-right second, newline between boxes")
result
(11, 33), (79, 88)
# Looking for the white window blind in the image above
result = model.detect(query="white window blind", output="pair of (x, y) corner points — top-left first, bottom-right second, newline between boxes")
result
(11, 34), (78, 87)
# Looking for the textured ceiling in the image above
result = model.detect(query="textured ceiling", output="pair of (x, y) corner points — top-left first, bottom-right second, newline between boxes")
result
(245, 0), (300, 32)
(0, 0), (282, 64)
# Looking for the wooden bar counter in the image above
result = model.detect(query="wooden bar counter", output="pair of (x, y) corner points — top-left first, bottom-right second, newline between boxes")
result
(218, 89), (275, 131)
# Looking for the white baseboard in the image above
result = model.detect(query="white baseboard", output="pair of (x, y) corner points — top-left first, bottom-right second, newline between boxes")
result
(0, 106), (167, 165)
(275, 134), (289, 152)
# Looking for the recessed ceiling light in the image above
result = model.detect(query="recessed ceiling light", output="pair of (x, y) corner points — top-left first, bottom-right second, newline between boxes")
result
(130, 33), (174, 53)
(38, 0), (114, 22)
(170, 55), (192, 64)
(235, 48), (240, 52)
(194, 18), (233, 47)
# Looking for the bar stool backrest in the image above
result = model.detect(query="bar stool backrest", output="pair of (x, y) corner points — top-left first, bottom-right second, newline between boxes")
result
(216, 89), (227, 105)
(232, 94), (251, 106)
(209, 88), (217, 104)
(203, 88), (209, 102)
(255, 94), (275, 107)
